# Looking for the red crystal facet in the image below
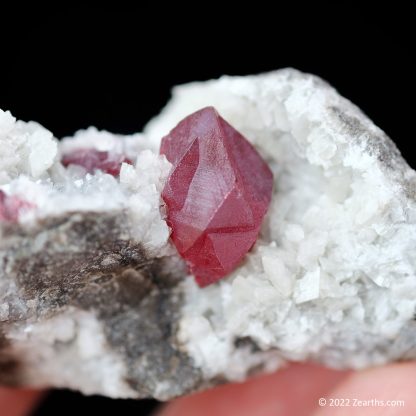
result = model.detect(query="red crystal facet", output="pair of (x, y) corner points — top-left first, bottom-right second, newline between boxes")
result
(160, 107), (273, 287)
(0, 190), (33, 223)
(61, 149), (131, 176)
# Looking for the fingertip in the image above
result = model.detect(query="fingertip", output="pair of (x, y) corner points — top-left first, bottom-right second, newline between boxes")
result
(158, 363), (348, 416)
(0, 387), (45, 416)
(313, 362), (416, 416)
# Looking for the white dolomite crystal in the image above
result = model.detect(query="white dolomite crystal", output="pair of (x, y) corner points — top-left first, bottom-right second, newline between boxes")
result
(1, 69), (416, 399)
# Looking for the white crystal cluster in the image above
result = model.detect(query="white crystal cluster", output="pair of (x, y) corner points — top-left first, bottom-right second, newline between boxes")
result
(7, 309), (137, 397)
(0, 112), (171, 255)
(146, 69), (416, 379)
(0, 110), (57, 184)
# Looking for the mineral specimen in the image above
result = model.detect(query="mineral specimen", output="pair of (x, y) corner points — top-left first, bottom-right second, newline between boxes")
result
(1, 69), (416, 400)
(160, 107), (273, 287)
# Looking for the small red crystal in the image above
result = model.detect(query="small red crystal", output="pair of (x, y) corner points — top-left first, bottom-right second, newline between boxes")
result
(61, 148), (131, 176)
(0, 190), (33, 223)
(160, 107), (273, 287)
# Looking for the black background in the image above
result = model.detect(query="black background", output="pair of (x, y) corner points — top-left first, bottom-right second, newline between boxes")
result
(0, 9), (413, 416)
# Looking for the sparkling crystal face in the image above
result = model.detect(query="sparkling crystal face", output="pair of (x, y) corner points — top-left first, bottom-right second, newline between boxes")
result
(160, 107), (273, 287)
(61, 148), (131, 176)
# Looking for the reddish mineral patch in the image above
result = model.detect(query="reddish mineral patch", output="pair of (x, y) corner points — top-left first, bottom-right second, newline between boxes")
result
(160, 107), (273, 287)
(0, 190), (33, 223)
(61, 148), (131, 176)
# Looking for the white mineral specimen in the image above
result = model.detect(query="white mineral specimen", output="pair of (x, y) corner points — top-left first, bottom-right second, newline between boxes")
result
(1, 69), (416, 399)
(0, 109), (57, 184)
(146, 69), (416, 379)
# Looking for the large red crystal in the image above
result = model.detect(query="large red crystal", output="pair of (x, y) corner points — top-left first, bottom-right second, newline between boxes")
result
(61, 148), (131, 176)
(160, 107), (273, 287)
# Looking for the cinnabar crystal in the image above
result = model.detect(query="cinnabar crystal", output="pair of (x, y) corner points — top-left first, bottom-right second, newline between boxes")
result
(0, 191), (33, 223)
(160, 107), (273, 287)
(61, 149), (131, 176)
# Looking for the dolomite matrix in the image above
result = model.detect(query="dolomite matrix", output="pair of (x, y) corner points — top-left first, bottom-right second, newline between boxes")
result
(1, 69), (416, 400)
